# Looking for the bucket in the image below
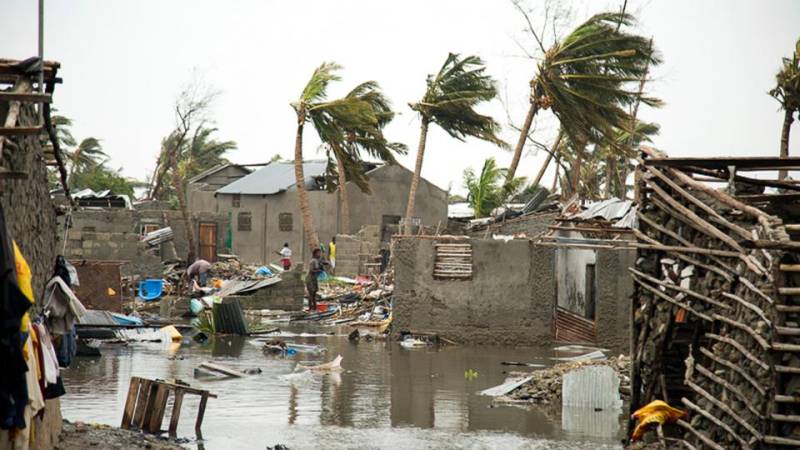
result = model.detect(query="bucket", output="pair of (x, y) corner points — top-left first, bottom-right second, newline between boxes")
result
(316, 303), (329, 312)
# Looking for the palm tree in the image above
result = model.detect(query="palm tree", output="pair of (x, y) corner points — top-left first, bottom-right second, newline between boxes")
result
(506, 12), (661, 192)
(324, 81), (406, 234)
(463, 157), (524, 218)
(403, 53), (507, 234)
(770, 38), (800, 180)
(178, 126), (237, 181)
(67, 137), (107, 183)
(291, 62), (379, 251)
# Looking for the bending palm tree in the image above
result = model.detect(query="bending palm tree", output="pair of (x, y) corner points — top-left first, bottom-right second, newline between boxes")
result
(770, 38), (800, 180)
(292, 63), (379, 251)
(505, 12), (661, 191)
(325, 81), (406, 234)
(463, 157), (524, 218)
(67, 137), (107, 184)
(403, 53), (507, 234)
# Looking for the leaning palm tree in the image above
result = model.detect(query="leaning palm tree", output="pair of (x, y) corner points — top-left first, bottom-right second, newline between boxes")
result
(179, 126), (237, 181)
(403, 53), (507, 234)
(770, 38), (800, 180)
(67, 137), (107, 184)
(291, 63), (379, 251)
(324, 81), (406, 234)
(505, 12), (661, 191)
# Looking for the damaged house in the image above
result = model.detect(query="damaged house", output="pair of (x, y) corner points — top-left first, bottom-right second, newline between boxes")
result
(630, 147), (800, 448)
(392, 198), (637, 354)
(200, 160), (448, 265)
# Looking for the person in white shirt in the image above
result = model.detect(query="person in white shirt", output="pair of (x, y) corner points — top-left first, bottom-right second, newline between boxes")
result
(277, 243), (292, 270)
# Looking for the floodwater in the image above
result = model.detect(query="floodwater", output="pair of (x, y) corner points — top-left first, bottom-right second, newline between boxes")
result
(60, 324), (624, 449)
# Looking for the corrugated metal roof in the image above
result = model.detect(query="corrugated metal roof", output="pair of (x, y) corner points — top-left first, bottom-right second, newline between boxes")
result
(216, 161), (327, 195)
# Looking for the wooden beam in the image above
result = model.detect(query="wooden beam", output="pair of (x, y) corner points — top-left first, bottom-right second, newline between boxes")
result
(779, 287), (800, 295)
(675, 419), (725, 450)
(775, 365), (800, 374)
(764, 435), (800, 447)
(680, 397), (752, 450)
(779, 264), (800, 272)
(699, 346), (766, 396)
(772, 342), (800, 352)
(0, 126), (42, 136)
(705, 332), (769, 371)
(776, 305), (800, 313)
(0, 91), (51, 103)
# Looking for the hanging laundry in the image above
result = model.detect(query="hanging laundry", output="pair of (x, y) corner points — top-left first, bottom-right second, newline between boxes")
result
(0, 205), (32, 431)
(41, 276), (86, 335)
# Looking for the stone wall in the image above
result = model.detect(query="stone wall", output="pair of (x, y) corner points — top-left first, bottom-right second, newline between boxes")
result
(228, 267), (305, 311)
(0, 101), (62, 448)
(392, 237), (633, 353)
(467, 212), (558, 239)
(60, 208), (228, 277)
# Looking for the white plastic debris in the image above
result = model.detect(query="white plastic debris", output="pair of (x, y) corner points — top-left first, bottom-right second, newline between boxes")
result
(562, 365), (622, 409)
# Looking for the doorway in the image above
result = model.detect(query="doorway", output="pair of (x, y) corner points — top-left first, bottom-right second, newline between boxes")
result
(198, 222), (218, 262)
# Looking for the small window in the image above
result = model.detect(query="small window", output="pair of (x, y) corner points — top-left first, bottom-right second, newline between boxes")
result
(433, 241), (472, 280)
(232, 194), (241, 208)
(238, 212), (252, 231)
(279, 213), (293, 231)
(140, 223), (160, 237)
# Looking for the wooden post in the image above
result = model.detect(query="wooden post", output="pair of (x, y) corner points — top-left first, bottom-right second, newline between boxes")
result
(148, 384), (171, 433)
(169, 390), (185, 438)
(121, 377), (141, 429)
(195, 393), (209, 437)
(133, 379), (154, 429)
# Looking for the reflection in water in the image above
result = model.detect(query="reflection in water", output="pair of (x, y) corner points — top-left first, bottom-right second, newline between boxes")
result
(60, 325), (623, 450)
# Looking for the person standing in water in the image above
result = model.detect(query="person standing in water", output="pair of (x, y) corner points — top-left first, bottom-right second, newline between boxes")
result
(306, 248), (324, 311)
(328, 236), (336, 274)
(277, 243), (292, 270)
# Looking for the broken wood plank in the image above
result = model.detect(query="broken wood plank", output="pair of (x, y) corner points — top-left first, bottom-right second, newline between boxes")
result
(0, 126), (42, 136)
(121, 377), (141, 429)
(776, 305), (800, 313)
(168, 390), (184, 438)
(774, 394), (800, 403)
(132, 379), (153, 429)
(199, 361), (245, 378)
(0, 91), (51, 103)
(779, 264), (800, 272)
(195, 393), (208, 436)
(147, 383), (170, 433)
(770, 413), (800, 423)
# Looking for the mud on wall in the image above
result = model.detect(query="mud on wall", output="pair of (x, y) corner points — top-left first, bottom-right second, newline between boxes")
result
(392, 238), (556, 346)
(392, 237), (633, 353)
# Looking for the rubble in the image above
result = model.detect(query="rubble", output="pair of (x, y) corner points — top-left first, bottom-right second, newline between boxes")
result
(497, 355), (631, 406)
(57, 421), (183, 450)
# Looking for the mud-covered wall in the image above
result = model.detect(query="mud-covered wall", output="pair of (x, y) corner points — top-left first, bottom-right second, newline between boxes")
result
(0, 101), (62, 449)
(392, 238), (555, 346)
(467, 212), (558, 239)
(0, 105), (59, 300)
(595, 249), (635, 354)
(393, 237), (633, 352)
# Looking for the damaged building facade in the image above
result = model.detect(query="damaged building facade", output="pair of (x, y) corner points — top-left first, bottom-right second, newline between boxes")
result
(630, 148), (800, 448)
(196, 160), (448, 265)
(392, 199), (638, 354)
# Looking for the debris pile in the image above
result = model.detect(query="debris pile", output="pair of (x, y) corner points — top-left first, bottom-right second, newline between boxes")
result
(498, 355), (631, 406)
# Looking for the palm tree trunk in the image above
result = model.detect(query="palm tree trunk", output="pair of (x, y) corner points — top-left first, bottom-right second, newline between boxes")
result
(571, 141), (585, 197)
(171, 153), (197, 262)
(605, 158), (616, 198)
(336, 154), (350, 234)
(551, 155), (561, 192)
(506, 102), (538, 185)
(779, 109), (794, 181)
(531, 130), (563, 189)
(294, 120), (320, 252)
(403, 118), (430, 234)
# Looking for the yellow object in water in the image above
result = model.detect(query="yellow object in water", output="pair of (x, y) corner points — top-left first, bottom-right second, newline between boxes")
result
(631, 400), (687, 441)
(160, 325), (183, 342)
(107, 287), (117, 296)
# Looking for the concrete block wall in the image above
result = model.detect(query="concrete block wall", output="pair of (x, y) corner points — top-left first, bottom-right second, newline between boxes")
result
(229, 268), (305, 311)
(392, 237), (632, 353)
(467, 212), (558, 239)
(392, 238), (556, 347)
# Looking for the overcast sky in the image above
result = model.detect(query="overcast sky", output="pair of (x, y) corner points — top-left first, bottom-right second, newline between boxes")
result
(2, 0), (799, 195)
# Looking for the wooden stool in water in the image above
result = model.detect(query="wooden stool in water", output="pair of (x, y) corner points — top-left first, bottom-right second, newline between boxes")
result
(121, 376), (217, 438)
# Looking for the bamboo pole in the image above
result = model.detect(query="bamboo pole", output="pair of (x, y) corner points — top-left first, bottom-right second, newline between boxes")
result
(705, 333), (769, 371)
(712, 313), (770, 350)
(684, 378), (763, 440)
(699, 347), (766, 396)
(721, 292), (771, 327)
(680, 397), (752, 449)
(631, 274), (712, 322)
(629, 267), (730, 310)
(675, 419), (725, 450)
(694, 363), (763, 418)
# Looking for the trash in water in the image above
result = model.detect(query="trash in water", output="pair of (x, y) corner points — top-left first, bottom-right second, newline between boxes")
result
(400, 338), (427, 349)
(302, 355), (343, 372)
(551, 350), (606, 362)
(480, 375), (533, 397)
(464, 369), (479, 380)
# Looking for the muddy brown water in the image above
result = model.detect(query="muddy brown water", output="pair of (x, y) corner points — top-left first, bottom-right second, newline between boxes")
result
(61, 324), (624, 449)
